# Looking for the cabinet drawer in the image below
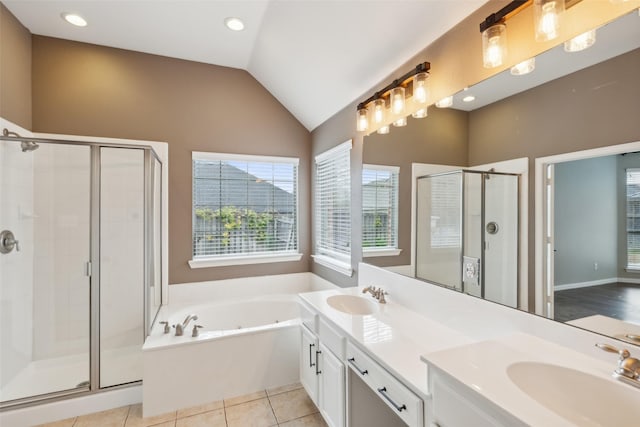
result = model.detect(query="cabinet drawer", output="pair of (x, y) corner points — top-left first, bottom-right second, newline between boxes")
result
(346, 342), (423, 427)
(299, 301), (318, 333)
(318, 317), (345, 360)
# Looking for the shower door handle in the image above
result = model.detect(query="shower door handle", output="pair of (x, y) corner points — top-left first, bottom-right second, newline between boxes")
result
(0, 230), (19, 254)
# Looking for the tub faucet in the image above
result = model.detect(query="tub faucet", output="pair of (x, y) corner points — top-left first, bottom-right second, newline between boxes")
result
(174, 314), (198, 336)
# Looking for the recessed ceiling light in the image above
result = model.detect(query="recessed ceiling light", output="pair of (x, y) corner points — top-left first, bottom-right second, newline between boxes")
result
(224, 17), (245, 31)
(61, 13), (87, 27)
(463, 95), (476, 103)
(435, 96), (453, 108)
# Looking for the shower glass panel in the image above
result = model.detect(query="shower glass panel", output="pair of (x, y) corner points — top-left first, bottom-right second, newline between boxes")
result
(415, 170), (519, 307)
(99, 147), (144, 387)
(483, 174), (519, 307)
(415, 172), (462, 289)
(462, 173), (482, 298)
(148, 157), (162, 331)
(0, 142), (91, 403)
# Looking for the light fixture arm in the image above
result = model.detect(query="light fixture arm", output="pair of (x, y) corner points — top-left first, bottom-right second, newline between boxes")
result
(356, 62), (430, 111)
(479, 0), (530, 33)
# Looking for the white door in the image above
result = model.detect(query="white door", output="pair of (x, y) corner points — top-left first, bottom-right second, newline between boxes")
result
(318, 343), (345, 427)
(300, 326), (319, 404)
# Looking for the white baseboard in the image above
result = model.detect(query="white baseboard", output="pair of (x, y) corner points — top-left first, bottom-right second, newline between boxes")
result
(554, 277), (617, 291)
(0, 385), (142, 427)
(555, 276), (640, 291)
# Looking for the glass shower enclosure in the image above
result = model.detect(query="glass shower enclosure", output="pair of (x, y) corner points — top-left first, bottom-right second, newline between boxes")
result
(415, 170), (519, 307)
(0, 132), (162, 408)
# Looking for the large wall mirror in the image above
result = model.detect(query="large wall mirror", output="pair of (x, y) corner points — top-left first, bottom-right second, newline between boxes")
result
(362, 10), (640, 344)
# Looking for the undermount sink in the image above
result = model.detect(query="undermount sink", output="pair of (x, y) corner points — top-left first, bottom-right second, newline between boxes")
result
(507, 361), (640, 426)
(326, 295), (378, 315)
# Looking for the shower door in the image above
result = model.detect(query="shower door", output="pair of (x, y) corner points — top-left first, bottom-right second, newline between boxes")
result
(0, 141), (91, 404)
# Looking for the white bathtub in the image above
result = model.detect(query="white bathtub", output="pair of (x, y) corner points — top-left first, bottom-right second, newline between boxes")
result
(142, 294), (302, 417)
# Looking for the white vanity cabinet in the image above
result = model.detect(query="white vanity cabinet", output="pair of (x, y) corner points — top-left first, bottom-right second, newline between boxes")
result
(347, 342), (424, 427)
(299, 313), (346, 427)
(427, 366), (525, 427)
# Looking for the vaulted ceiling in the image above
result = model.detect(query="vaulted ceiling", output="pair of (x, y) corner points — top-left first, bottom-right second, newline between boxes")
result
(4, 1), (488, 130)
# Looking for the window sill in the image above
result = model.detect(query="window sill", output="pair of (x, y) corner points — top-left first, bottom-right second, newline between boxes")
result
(363, 248), (402, 258)
(625, 267), (640, 273)
(312, 254), (353, 277)
(189, 253), (303, 269)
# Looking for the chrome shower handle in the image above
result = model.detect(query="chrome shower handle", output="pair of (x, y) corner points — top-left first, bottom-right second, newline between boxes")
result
(0, 230), (19, 254)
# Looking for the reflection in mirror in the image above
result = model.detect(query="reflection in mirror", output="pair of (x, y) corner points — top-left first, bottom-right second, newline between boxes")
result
(362, 10), (640, 343)
(538, 149), (640, 346)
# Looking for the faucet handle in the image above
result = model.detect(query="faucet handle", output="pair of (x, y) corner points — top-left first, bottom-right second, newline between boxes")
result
(192, 324), (203, 337)
(159, 321), (170, 334)
(596, 343), (631, 360)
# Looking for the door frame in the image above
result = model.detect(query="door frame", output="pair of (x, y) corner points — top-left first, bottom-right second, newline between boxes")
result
(534, 140), (640, 316)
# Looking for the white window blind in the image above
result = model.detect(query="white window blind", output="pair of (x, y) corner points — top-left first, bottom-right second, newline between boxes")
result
(626, 168), (640, 269)
(192, 152), (298, 259)
(429, 173), (462, 248)
(362, 165), (399, 250)
(315, 141), (352, 266)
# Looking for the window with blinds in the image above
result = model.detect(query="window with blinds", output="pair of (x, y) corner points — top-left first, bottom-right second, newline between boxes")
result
(362, 165), (399, 251)
(314, 141), (352, 272)
(626, 168), (640, 269)
(430, 173), (462, 248)
(192, 152), (298, 259)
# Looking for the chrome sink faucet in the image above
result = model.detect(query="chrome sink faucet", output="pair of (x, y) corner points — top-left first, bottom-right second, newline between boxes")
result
(362, 286), (387, 304)
(596, 343), (640, 388)
(174, 314), (198, 336)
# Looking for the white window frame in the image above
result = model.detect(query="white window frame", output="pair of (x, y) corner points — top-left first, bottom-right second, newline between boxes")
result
(189, 151), (302, 268)
(626, 168), (640, 271)
(362, 164), (401, 257)
(313, 140), (353, 276)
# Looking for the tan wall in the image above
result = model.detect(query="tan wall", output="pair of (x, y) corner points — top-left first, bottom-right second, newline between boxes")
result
(363, 108), (468, 268)
(0, 3), (31, 129)
(31, 36), (311, 285)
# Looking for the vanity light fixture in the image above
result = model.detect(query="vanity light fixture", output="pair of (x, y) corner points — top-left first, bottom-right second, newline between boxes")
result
(435, 96), (453, 108)
(356, 106), (369, 132)
(393, 117), (407, 127)
(61, 12), (87, 27)
(355, 62), (430, 133)
(510, 58), (536, 75)
(534, 0), (564, 42)
(564, 29), (596, 52)
(224, 17), (245, 31)
(412, 107), (428, 119)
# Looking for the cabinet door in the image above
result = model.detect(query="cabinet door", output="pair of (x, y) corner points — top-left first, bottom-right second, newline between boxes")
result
(319, 343), (345, 427)
(300, 325), (319, 404)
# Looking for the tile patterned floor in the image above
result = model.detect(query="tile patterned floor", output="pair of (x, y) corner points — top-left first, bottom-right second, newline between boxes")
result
(36, 383), (327, 427)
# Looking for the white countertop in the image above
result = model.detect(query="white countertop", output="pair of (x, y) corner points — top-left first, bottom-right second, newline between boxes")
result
(422, 333), (640, 426)
(298, 288), (473, 397)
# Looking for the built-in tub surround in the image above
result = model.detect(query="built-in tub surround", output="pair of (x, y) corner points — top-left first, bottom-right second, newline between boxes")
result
(143, 272), (337, 417)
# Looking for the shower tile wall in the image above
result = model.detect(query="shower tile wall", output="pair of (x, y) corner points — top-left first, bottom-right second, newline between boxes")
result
(0, 142), (34, 389)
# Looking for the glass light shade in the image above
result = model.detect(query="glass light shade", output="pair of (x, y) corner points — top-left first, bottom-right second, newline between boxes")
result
(412, 107), (428, 119)
(510, 58), (536, 76)
(412, 73), (429, 105)
(372, 99), (386, 124)
(435, 96), (453, 108)
(390, 87), (406, 115)
(377, 125), (390, 135)
(356, 108), (369, 132)
(393, 117), (407, 127)
(482, 24), (507, 68)
(534, 0), (564, 42)
(564, 29), (596, 52)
